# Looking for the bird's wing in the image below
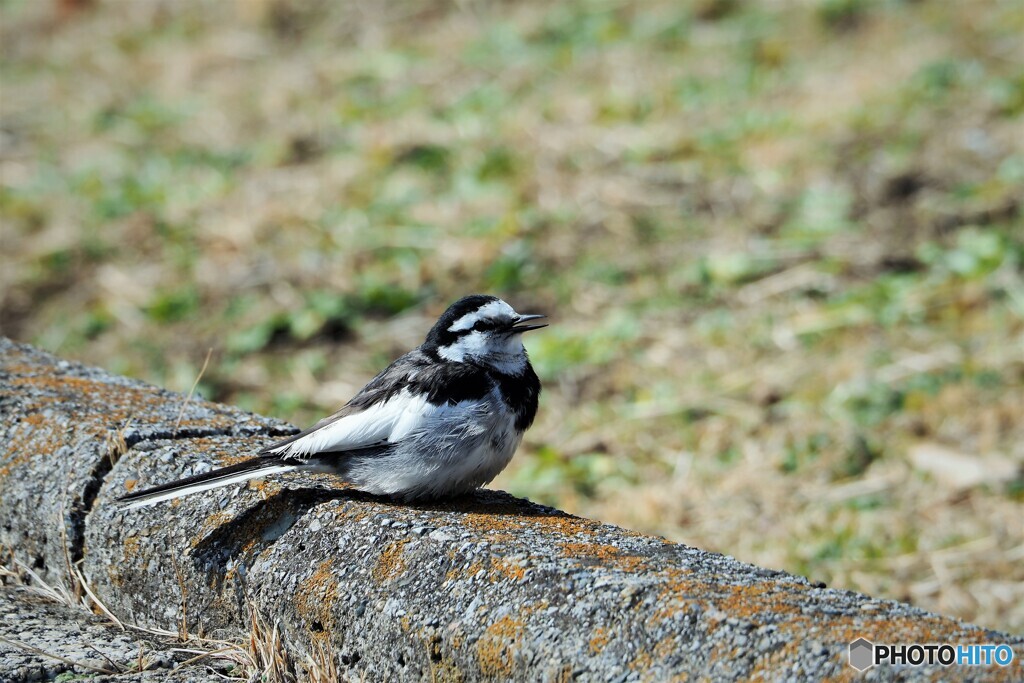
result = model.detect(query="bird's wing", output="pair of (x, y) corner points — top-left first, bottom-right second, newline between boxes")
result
(260, 352), (431, 460)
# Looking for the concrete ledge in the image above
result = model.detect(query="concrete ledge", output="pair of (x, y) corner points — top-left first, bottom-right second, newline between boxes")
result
(0, 585), (220, 682)
(1, 338), (1021, 681)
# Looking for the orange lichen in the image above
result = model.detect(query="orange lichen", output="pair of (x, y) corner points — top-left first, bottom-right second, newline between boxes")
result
(473, 603), (547, 677)
(295, 558), (339, 635)
(560, 541), (651, 573)
(490, 557), (528, 583)
(645, 569), (804, 626)
(0, 412), (52, 479)
(9, 376), (175, 426)
(245, 478), (283, 499)
(373, 538), (411, 583)
(557, 666), (579, 683)
(458, 509), (609, 542)
(653, 636), (677, 660)
(446, 558), (487, 584)
(629, 648), (653, 672)
(123, 535), (140, 559)
(108, 535), (146, 587)
(424, 631), (467, 683)
(1, 361), (46, 376)
(589, 627), (610, 654)
(427, 660), (467, 683)
(330, 503), (372, 526)
(0, 361), (271, 487)
(6, 373), (261, 441)
(475, 614), (526, 678)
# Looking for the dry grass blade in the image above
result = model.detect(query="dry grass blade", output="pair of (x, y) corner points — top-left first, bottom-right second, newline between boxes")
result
(105, 416), (134, 467)
(171, 554), (190, 641)
(12, 559), (75, 608)
(247, 607), (296, 683)
(0, 635), (116, 675)
(72, 564), (124, 630)
(114, 618), (181, 640)
(173, 645), (254, 671)
(84, 639), (124, 674)
(174, 347), (213, 434)
(302, 637), (339, 683)
(2, 556), (296, 680)
(58, 486), (84, 605)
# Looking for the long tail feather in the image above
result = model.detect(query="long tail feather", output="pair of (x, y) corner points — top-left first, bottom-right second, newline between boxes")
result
(116, 457), (296, 509)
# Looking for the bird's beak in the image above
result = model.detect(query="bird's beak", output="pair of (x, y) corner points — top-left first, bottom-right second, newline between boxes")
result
(511, 314), (548, 333)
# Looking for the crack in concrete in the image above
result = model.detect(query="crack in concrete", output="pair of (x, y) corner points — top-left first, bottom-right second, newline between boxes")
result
(71, 424), (299, 568)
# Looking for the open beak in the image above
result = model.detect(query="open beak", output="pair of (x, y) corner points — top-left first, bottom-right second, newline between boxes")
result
(511, 314), (547, 333)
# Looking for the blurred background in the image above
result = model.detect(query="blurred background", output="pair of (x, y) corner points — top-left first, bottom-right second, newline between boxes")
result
(1, 0), (1022, 632)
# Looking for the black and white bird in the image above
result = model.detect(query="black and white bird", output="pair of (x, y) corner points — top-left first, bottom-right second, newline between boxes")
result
(119, 295), (546, 509)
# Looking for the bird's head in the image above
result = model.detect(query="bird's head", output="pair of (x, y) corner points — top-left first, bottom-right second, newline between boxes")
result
(424, 295), (547, 374)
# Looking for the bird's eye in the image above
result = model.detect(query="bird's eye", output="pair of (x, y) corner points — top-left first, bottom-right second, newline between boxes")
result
(473, 319), (497, 332)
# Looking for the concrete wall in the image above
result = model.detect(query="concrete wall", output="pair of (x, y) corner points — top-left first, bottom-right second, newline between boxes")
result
(1, 337), (1020, 681)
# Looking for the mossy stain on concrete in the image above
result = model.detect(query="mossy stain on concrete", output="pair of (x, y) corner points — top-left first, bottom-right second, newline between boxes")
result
(295, 558), (340, 635)
(475, 613), (526, 678)
(373, 538), (411, 583)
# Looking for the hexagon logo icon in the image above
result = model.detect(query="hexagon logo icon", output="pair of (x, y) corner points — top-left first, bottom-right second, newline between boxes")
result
(849, 638), (875, 671)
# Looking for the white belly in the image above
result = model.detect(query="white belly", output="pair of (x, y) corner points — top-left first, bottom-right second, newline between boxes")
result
(343, 392), (522, 500)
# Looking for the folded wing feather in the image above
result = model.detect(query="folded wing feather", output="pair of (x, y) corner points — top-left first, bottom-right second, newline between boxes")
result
(265, 389), (431, 458)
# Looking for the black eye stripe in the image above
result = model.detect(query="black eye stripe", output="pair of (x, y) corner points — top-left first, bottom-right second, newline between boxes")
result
(473, 320), (498, 331)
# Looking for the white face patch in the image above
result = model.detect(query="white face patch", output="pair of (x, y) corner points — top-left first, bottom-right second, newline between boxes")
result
(437, 330), (489, 363)
(438, 330), (527, 374)
(448, 299), (517, 332)
(440, 298), (531, 374)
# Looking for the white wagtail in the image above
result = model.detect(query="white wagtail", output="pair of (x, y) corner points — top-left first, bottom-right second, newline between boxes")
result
(119, 295), (546, 508)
